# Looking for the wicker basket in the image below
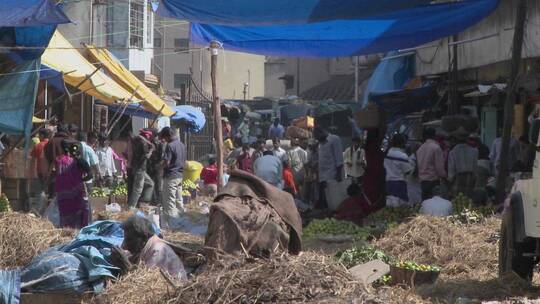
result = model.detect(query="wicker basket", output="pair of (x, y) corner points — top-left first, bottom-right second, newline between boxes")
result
(390, 265), (439, 287)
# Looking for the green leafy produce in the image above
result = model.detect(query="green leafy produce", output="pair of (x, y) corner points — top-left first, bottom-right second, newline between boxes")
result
(365, 205), (419, 225)
(394, 261), (440, 272)
(182, 179), (197, 190)
(335, 246), (394, 268)
(111, 184), (128, 196)
(450, 193), (497, 224)
(375, 274), (392, 286)
(181, 190), (191, 196)
(303, 218), (371, 239)
(0, 194), (11, 213)
(91, 187), (108, 198)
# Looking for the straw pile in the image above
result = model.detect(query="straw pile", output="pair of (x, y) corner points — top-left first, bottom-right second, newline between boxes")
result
(89, 267), (174, 304)
(373, 215), (500, 280)
(0, 212), (76, 268)
(169, 252), (364, 303)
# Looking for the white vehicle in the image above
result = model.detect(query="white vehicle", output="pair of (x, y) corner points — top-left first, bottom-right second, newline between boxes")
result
(499, 128), (540, 281)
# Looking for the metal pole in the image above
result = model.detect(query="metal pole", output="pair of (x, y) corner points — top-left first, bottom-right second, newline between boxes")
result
(354, 56), (359, 102)
(296, 58), (300, 96)
(210, 41), (224, 190)
(495, 0), (527, 204)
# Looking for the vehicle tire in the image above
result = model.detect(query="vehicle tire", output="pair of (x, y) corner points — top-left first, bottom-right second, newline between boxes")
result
(499, 206), (535, 281)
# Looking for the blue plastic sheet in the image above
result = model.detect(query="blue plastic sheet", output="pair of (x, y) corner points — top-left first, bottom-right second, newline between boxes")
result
(171, 105), (206, 133)
(156, 0), (431, 26)
(0, 269), (20, 304)
(0, 0), (69, 27)
(0, 60), (39, 139)
(21, 221), (124, 294)
(362, 53), (415, 106)
(190, 0), (499, 58)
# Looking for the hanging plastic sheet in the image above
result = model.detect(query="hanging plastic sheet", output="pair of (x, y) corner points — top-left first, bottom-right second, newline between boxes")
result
(371, 85), (438, 121)
(362, 52), (415, 106)
(171, 105), (206, 133)
(190, 0), (499, 58)
(0, 60), (39, 140)
(156, 0), (432, 25)
(0, 0), (69, 27)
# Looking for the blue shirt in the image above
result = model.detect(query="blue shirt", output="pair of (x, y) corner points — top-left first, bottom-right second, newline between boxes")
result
(163, 137), (186, 178)
(81, 142), (98, 167)
(268, 124), (285, 139)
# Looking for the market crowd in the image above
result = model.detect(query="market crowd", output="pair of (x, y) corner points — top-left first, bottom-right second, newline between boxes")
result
(29, 122), (186, 229)
(214, 114), (535, 224)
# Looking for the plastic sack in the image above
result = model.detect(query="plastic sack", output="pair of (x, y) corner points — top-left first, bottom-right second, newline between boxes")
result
(105, 203), (121, 213)
(44, 198), (60, 228)
(325, 178), (352, 211)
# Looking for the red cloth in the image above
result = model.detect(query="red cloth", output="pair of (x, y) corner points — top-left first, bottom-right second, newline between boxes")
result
(32, 139), (49, 177)
(237, 152), (253, 173)
(201, 164), (218, 185)
(283, 167), (298, 195)
(335, 130), (385, 223)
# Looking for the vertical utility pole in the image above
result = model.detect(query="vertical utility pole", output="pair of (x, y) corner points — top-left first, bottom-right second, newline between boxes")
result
(210, 41), (224, 190)
(296, 58), (301, 96)
(354, 56), (359, 102)
(451, 34), (459, 113)
(496, 0), (527, 204)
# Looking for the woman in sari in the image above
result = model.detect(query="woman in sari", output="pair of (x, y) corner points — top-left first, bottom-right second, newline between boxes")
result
(55, 139), (93, 229)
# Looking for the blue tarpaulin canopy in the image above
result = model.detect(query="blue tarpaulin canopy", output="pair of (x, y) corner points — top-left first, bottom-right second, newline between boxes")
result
(156, 0), (432, 26)
(190, 0), (498, 58)
(171, 105), (206, 133)
(0, 0), (69, 27)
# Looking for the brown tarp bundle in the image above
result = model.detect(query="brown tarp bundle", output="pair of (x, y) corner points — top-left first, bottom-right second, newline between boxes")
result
(205, 170), (302, 256)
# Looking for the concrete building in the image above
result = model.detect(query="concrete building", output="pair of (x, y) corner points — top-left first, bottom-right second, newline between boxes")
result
(56, 0), (158, 132)
(153, 16), (265, 100)
(265, 56), (379, 100)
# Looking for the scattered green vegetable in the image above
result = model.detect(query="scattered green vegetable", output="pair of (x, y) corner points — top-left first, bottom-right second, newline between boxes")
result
(111, 184), (128, 196)
(90, 187), (108, 198)
(182, 179), (197, 190)
(335, 246), (394, 268)
(303, 218), (372, 239)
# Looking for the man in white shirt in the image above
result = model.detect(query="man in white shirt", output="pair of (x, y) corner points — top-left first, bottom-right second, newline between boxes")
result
(420, 187), (453, 217)
(343, 137), (365, 184)
(384, 134), (415, 207)
(77, 132), (99, 191)
(287, 139), (308, 185)
(315, 128), (344, 208)
(96, 133), (117, 187)
(253, 150), (283, 189)
(272, 138), (288, 163)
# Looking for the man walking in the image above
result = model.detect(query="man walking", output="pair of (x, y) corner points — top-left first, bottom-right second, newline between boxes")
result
(314, 128), (344, 208)
(159, 127), (187, 228)
(253, 150), (283, 189)
(448, 128), (478, 197)
(268, 118), (285, 140)
(76, 131), (99, 192)
(416, 128), (447, 200)
(127, 129), (155, 209)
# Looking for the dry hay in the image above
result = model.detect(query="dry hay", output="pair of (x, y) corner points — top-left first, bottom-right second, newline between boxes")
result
(89, 266), (174, 304)
(0, 212), (76, 268)
(373, 215), (500, 281)
(168, 252), (364, 303)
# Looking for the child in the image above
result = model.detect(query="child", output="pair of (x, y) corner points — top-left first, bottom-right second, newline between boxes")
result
(282, 160), (298, 197)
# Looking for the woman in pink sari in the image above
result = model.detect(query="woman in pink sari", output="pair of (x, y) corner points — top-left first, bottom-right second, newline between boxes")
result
(55, 140), (93, 229)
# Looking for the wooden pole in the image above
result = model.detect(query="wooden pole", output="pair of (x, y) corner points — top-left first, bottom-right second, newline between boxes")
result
(495, 0), (527, 204)
(210, 41), (224, 190)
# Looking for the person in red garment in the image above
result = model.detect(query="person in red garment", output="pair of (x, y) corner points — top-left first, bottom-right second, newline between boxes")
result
(282, 160), (298, 197)
(200, 157), (219, 198)
(335, 128), (386, 224)
(236, 143), (254, 173)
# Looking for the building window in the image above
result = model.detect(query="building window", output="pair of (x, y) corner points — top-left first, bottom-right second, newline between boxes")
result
(154, 37), (161, 47)
(174, 74), (190, 89)
(174, 38), (189, 51)
(129, 0), (144, 49)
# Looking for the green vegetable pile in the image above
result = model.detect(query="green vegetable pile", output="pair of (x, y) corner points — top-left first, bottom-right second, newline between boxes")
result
(90, 187), (109, 198)
(182, 179), (197, 190)
(303, 218), (371, 239)
(111, 184), (128, 196)
(181, 189), (191, 196)
(365, 205), (419, 225)
(394, 260), (440, 272)
(0, 194), (11, 213)
(335, 246), (394, 269)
